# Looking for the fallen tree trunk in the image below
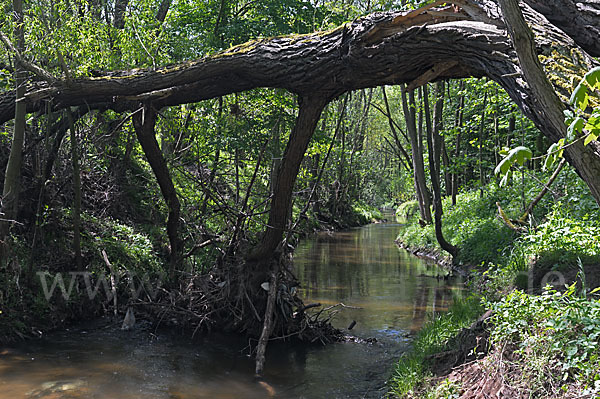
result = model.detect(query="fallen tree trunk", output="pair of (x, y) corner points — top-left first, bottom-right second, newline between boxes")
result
(523, 0), (600, 57)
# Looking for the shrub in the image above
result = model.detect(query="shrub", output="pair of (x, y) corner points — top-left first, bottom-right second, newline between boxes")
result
(488, 286), (600, 394)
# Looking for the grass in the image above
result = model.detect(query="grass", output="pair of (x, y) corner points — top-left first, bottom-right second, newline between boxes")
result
(388, 295), (483, 398)
(390, 171), (600, 397)
(396, 185), (517, 266)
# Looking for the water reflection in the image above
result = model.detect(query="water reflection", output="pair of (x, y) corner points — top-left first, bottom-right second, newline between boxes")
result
(294, 222), (461, 335)
(0, 216), (463, 399)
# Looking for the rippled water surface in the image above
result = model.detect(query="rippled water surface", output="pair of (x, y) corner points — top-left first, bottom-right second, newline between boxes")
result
(0, 216), (463, 398)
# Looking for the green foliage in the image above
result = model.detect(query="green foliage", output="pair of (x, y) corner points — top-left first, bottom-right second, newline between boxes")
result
(397, 187), (516, 265)
(352, 203), (383, 223)
(396, 200), (419, 221)
(567, 67), (600, 146)
(494, 146), (533, 186)
(81, 212), (162, 275)
(488, 288), (600, 390)
(543, 139), (565, 171)
(389, 295), (482, 398)
(506, 203), (600, 272)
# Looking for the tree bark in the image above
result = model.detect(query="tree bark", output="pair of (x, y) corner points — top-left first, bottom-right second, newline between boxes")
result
(523, 0), (600, 57)
(382, 87), (412, 170)
(424, 82), (459, 258)
(1, 0), (26, 244)
(498, 0), (600, 206)
(451, 80), (465, 206)
(113, 0), (129, 29)
(155, 0), (172, 23)
(478, 90), (488, 198)
(248, 96), (327, 261)
(132, 105), (181, 276)
(67, 110), (83, 270)
(402, 85), (432, 224)
(2, 0), (600, 247)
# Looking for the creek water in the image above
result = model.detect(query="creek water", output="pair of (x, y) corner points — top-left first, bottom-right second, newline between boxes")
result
(0, 216), (463, 398)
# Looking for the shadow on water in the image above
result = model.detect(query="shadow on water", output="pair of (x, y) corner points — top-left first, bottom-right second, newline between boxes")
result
(0, 214), (463, 399)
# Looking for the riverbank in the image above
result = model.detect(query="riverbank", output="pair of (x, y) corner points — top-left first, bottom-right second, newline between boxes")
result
(0, 202), (383, 345)
(1, 213), (449, 399)
(389, 180), (600, 398)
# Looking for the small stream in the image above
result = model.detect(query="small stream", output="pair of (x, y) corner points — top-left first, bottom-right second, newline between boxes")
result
(0, 215), (463, 398)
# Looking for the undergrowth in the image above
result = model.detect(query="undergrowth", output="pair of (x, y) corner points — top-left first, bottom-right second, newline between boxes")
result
(388, 295), (483, 398)
(390, 169), (600, 398)
(485, 285), (600, 397)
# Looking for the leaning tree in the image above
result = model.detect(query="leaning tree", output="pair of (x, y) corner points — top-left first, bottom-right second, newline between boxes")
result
(1, 0), (599, 372)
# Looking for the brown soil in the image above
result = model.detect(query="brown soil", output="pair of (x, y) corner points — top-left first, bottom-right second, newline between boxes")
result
(439, 348), (598, 399)
(426, 310), (492, 378)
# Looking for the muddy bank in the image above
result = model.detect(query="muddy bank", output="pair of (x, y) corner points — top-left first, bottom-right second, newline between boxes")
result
(394, 239), (469, 277)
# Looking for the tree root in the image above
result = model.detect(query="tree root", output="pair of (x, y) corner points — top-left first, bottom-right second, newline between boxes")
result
(135, 251), (344, 367)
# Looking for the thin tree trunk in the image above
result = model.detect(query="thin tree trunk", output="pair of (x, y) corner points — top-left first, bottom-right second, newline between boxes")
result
(382, 87), (412, 170)
(254, 266), (277, 377)
(67, 110), (82, 270)
(478, 90), (488, 198)
(401, 85), (432, 224)
(113, 0), (129, 29)
(520, 158), (566, 222)
(451, 81), (465, 206)
(441, 139), (451, 196)
(200, 97), (222, 216)
(133, 105), (181, 277)
(1, 0), (26, 246)
(424, 83), (458, 257)
(155, 0), (172, 23)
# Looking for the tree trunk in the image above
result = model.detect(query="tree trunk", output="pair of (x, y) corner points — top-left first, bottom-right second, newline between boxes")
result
(523, 0), (600, 57)
(498, 0), (600, 205)
(451, 80), (465, 206)
(478, 90), (488, 198)
(67, 110), (82, 270)
(382, 87), (412, 170)
(402, 85), (432, 224)
(248, 96), (327, 261)
(424, 83), (458, 258)
(132, 105), (181, 277)
(200, 98), (222, 216)
(2, 0), (600, 246)
(113, 0), (129, 29)
(0, 0), (26, 244)
(155, 0), (172, 23)
(441, 139), (451, 196)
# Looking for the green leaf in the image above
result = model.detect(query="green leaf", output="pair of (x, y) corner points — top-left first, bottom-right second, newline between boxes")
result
(494, 146), (532, 177)
(564, 109), (575, 120)
(570, 84), (588, 111)
(567, 117), (585, 141)
(499, 170), (511, 187)
(584, 131), (599, 146)
(510, 146), (533, 166)
(584, 66), (600, 89)
(494, 157), (512, 176)
(543, 153), (556, 172)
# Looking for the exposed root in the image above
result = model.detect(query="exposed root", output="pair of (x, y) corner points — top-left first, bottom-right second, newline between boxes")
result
(135, 251), (344, 347)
